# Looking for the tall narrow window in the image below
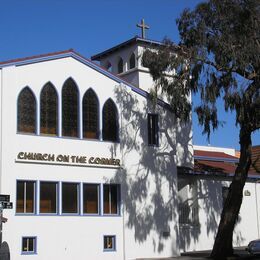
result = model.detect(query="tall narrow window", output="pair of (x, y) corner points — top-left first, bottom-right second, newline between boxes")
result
(40, 83), (58, 135)
(16, 181), (35, 214)
(40, 182), (58, 214)
(83, 184), (99, 214)
(62, 78), (79, 137)
(148, 113), (159, 146)
(129, 53), (136, 69)
(103, 184), (120, 215)
(62, 182), (79, 214)
(83, 89), (99, 139)
(17, 87), (36, 133)
(117, 57), (123, 74)
(102, 99), (118, 142)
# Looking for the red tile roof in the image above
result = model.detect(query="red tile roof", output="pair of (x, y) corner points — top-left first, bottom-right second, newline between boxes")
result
(195, 160), (236, 174)
(194, 150), (238, 160)
(251, 145), (260, 173)
(194, 148), (259, 177)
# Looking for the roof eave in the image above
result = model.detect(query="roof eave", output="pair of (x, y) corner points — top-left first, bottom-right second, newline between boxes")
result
(0, 49), (173, 113)
(91, 36), (165, 61)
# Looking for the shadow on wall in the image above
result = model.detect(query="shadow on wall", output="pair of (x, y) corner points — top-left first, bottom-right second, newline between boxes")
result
(178, 176), (245, 252)
(107, 85), (193, 255)
(0, 241), (10, 260)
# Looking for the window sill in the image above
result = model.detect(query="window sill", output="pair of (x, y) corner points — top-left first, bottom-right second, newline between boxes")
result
(16, 213), (36, 216)
(103, 249), (116, 252)
(21, 252), (37, 255)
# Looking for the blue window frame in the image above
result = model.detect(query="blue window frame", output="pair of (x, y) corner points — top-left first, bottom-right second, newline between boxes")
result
(16, 180), (36, 214)
(103, 184), (120, 215)
(39, 181), (58, 214)
(21, 236), (37, 254)
(62, 182), (79, 214)
(103, 235), (116, 251)
(83, 183), (100, 215)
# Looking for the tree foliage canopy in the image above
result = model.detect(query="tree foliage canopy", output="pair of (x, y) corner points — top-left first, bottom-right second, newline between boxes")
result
(143, 0), (260, 138)
(142, 0), (260, 257)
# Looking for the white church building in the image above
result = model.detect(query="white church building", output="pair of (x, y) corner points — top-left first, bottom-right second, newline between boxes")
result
(0, 34), (259, 260)
(0, 36), (193, 260)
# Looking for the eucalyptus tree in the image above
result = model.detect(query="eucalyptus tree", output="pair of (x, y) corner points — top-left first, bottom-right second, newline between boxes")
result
(142, 0), (260, 258)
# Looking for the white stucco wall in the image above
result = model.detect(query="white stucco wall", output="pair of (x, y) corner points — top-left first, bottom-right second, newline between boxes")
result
(179, 176), (260, 253)
(0, 56), (192, 259)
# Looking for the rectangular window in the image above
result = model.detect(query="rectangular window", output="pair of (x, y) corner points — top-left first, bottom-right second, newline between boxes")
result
(62, 183), (79, 214)
(83, 184), (99, 214)
(22, 237), (36, 254)
(104, 235), (116, 251)
(103, 184), (120, 215)
(40, 182), (58, 214)
(16, 181), (35, 214)
(148, 114), (159, 146)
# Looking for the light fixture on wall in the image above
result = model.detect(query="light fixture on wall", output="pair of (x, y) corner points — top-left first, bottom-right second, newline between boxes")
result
(244, 190), (251, 196)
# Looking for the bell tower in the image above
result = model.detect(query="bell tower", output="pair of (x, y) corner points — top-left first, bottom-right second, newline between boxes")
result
(91, 20), (162, 92)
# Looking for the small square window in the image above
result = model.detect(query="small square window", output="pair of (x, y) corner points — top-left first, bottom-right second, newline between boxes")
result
(104, 235), (116, 251)
(22, 237), (36, 254)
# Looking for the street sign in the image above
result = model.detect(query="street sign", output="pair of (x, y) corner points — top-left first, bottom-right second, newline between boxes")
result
(0, 195), (10, 202)
(3, 202), (12, 209)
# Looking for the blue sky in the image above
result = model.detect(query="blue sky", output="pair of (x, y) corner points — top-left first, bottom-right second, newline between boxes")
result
(0, 0), (259, 149)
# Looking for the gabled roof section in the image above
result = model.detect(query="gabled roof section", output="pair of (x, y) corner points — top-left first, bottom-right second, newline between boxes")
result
(193, 149), (259, 178)
(91, 36), (165, 61)
(194, 150), (239, 163)
(0, 49), (172, 111)
(0, 49), (74, 68)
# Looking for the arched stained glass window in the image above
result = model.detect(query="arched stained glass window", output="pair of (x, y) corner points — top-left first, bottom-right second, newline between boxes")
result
(117, 58), (123, 74)
(40, 83), (58, 135)
(129, 53), (136, 69)
(83, 89), (99, 139)
(17, 87), (36, 134)
(102, 99), (118, 142)
(62, 78), (79, 137)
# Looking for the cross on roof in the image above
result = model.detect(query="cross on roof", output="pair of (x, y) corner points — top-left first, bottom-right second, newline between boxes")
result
(136, 19), (150, 39)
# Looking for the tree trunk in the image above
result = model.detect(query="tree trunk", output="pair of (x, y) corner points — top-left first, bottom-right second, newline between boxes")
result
(210, 127), (252, 259)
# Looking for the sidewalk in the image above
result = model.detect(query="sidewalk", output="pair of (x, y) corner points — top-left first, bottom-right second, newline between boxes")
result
(137, 247), (260, 260)
(178, 247), (259, 259)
